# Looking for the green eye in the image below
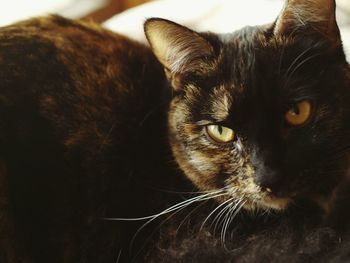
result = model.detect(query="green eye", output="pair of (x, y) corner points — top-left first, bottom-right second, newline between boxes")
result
(206, 125), (235, 143)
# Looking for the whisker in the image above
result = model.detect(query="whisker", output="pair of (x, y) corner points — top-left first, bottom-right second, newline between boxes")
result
(143, 185), (226, 195)
(212, 201), (234, 234)
(284, 46), (314, 79)
(130, 200), (200, 263)
(221, 198), (243, 247)
(135, 191), (229, 250)
(221, 203), (234, 247)
(222, 200), (247, 251)
(284, 52), (321, 90)
(128, 190), (228, 259)
(277, 25), (301, 75)
(213, 197), (243, 234)
(103, 190), (226, 222)
(115, 249), (122, 263)
(200, 197), (234, 232)
(175, 198), (211, 235)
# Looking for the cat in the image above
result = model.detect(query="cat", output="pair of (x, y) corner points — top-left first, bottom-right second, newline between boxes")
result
(0, 0), (349, 262)
(145, 0), (350, 213)
(141, 0), (350, 261)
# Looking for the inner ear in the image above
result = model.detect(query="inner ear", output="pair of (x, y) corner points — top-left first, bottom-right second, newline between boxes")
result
(274, 0), (340, 43)
(144, 18), (216, 75)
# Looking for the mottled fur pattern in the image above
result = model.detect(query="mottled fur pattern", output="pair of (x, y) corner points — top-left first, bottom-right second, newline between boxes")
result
(0, 0), (350, 262)
(143, 0), (350, 261)
(145, 0), (350, 212)
(0, 15), (184, 263)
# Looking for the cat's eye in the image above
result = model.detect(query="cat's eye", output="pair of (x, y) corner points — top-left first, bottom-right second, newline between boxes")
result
(285, 100), (312, 126)
(206, 125), (235, 143)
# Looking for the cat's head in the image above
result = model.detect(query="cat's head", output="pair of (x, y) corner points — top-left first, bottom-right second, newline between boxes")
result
(145, 0), (350, 211)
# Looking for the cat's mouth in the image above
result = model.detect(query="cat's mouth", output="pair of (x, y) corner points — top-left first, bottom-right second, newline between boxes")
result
(240, 190), (292, 211)
(255, 193), (291, 210)
(241, 194), (291, 210)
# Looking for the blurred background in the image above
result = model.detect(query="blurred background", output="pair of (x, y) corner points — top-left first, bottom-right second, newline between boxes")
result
(0, 0), (348, 58)
(0, 0), (151, 26)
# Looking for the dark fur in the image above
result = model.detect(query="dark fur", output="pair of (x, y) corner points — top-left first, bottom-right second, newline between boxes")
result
(0, 15), (190, 263)
(143, 0), (350, 262)
(0, 0), (350, 262)
(146, 16), (350, 210)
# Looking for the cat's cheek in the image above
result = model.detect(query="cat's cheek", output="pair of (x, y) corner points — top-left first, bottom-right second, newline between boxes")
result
(168, 129), (225, 191)
(169, 140), (213, 189)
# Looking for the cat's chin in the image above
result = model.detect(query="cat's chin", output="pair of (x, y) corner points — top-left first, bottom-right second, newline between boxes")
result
(243, 195), (291, 211)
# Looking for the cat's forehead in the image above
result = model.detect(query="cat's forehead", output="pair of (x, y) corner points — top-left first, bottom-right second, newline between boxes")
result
(217, 26), (281, 82)
(211, 27), (334, 100)
(185, 29), (344, 123)
(218, 25), (263, 49)
(215, 26), (274, 89)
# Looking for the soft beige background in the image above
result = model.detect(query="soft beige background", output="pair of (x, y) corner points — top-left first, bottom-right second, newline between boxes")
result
(104, 0), (350, 61)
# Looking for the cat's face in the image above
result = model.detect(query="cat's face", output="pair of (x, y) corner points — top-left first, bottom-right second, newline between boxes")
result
(145, 0), (350, 211)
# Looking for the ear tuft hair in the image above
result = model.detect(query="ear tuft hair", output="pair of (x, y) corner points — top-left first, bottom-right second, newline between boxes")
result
(274, 0), (340, 44)
(144, 18), (215, 78)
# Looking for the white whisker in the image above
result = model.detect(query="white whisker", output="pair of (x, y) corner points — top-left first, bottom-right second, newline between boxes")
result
(103, 189), (226, 222)
(221, 199), (243, 246)
(115, 249), (122, 263)
(175, 198), (211, 235)
(126, 190), (228, 259)
(212, 201), (235, 233)
(222, 200), (247, 250)
(200, 197), (234, 231)
(284, 46), (314, 79)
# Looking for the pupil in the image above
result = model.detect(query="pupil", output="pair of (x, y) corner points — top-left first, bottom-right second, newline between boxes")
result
(292, 105), (300, 115)
(218, 126), (223, 134)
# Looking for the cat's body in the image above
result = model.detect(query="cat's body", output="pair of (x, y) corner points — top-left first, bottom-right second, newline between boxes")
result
(0, 0), (350, 262)
(0, 16), (187, 263)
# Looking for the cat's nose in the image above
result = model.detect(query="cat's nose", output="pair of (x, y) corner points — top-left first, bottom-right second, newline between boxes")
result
(253, 165), (282, 194)
(251, 148), (285, 195)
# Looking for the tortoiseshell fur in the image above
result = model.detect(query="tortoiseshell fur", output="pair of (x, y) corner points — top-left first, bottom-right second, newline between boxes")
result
(143, 0), (350, 261)
(0, 15), (188, 263)
(0, 0), (350, 262)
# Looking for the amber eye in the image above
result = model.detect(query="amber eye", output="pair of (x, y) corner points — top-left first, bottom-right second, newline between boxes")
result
(285, 100), (312, 126)
(206, 125), (235, 143)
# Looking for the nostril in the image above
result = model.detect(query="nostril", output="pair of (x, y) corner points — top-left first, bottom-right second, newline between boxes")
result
(265, 187), (273, 193)
(254, 166), (281, 193)
(258, 182), (279, 194)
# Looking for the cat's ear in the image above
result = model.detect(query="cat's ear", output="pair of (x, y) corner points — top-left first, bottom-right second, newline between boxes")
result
(274, 0), (340, 43)
(144, 18), (215, 91)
